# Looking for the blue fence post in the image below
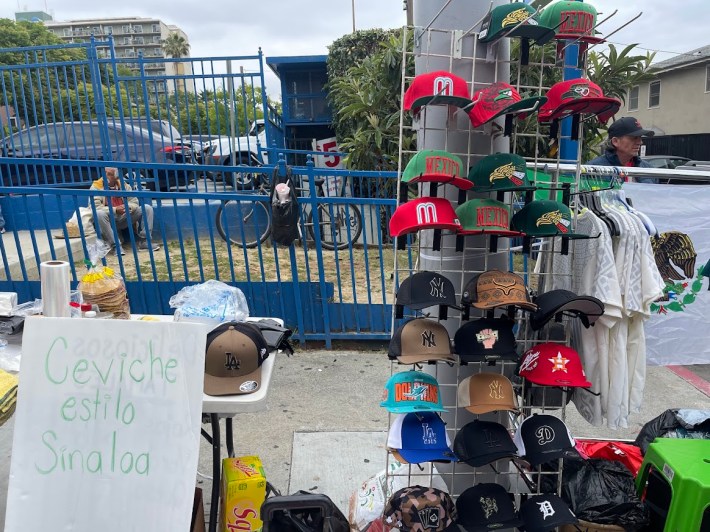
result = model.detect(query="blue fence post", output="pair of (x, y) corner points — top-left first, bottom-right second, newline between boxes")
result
(86, 36), (112, 164)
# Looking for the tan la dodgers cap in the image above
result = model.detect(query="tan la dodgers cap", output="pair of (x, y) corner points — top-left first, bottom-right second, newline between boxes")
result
(457, 373), (518, 414)
(204, 322), (269, 396)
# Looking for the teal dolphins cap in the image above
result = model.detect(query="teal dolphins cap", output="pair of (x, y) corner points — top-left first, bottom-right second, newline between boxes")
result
(381, 370), (447, 414)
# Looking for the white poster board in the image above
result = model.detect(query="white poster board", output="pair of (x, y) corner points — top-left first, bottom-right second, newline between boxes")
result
(314, 137), (351, 198)
(626, 182), (710, 365)
(4, 317), (207, 532)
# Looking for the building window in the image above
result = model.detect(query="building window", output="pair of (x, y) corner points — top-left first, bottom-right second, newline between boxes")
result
(151, 24), (160, 33)
(122, 25), (131, 33)
(133, 25), (143, 33)
(706, 65), (710, 92)
(649, 80), (661, 108)
(628, 86), (639, 111)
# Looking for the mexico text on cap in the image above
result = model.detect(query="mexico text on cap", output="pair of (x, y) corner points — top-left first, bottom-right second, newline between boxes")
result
(389, 197), (462, 238)
(453, 420), (518, 467)
(402, 150), (473, 190)
(387, 412), (458, 464)
(468, 82), (547, 128)
(520, 493), (579, 531)
(467, 153), (540, 192)
(388, 318), (455, 365)
(539, 0), (605, 44)
(461, 270), (537, 311)
(396, 271), (458, 312)
(518, 343), (592, 388)
(478, 2), (556, 45)
(403, 71), (473, 113)
(456, 483), (523, 531)
(453, 317), (518, 363)
(538, 78), (620, 124)
(383, 485), (456, 532)
(530, 289), (605, 330)
(513, 414), (576, 467)
(204, 322), (269, 396)
(456, 198), (523, 237)
(511, 200), (590, 239)
(457, 373), (519, 414)
(381, 370), (447, 413)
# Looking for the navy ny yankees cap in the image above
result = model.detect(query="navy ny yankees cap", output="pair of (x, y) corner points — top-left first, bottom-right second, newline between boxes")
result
(396, 271), (459, 318)
(453, 420), (518, 467)
(205, 321), (269, 396)
(388, 318), (456, 365)
(456, 483), (523, 531)
(519, 494), (578, 531)
(513, 414), (577, 467)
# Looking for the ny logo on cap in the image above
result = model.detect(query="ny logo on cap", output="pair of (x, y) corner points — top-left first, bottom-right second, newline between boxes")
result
(422, 330), (437, 348)
(433, 76), (454, 97)
(489, 380), (504, 400)
(549, 352), (570, 372)
(417, 507), (440, 529)
(430, 277), (445, 298)
(479, 497), (499, 519)
(535, 425), (556, 445)
(537, 500), (556, 520)
(416, 202), (438, 224)
(421, 423), (437, 445)
(482, 429), (502, 448)
(224, 352), (240, 370)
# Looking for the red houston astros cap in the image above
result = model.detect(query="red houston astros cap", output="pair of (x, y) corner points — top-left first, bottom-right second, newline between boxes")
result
(389, 197), (461, 238)
(518, 343), (592, 388)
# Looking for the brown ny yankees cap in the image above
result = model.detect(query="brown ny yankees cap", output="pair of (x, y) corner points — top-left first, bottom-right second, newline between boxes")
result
(457, 373), (519, 414)
(388, 318), (455, 365)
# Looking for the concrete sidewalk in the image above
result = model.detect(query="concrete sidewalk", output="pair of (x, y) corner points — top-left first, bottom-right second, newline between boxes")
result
(1, 348), (709, 528)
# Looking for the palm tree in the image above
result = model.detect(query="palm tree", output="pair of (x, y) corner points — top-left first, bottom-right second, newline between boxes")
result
(162, 32), (190, 93)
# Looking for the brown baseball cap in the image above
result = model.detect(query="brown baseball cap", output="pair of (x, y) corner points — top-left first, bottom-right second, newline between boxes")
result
(204, 322), (269, 396)
(461, 270), (537, 311)
(388, 318), (455, 365)
(457, 373), (518, 414)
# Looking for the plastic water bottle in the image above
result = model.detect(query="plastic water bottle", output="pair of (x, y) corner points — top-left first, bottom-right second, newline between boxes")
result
(275, 183), (290, 205)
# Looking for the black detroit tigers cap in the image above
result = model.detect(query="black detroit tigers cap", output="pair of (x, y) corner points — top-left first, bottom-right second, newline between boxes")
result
(453, 419), (518, 467)
(519, 494), (578, 531)
(513, 414), (577, 467)
(456, 483), (523, 531)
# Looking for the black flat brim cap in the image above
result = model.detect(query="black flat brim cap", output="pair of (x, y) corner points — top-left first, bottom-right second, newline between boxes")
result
(525, 447), (578, 467)
(509, 25), (557, 45)
(530, 290), (605, 330)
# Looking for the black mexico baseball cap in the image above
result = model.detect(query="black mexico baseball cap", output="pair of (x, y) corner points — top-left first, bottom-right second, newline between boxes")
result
(456, 483), (523, 531)
(453, 317), (518, 363)
(607, 116), (655, 138)
(530, 289), (605, 331)
(396, 271), (458, 312)
(519, 494), (578, 531)
(513, 414), (577, 467)
(453, 420), (518, 467)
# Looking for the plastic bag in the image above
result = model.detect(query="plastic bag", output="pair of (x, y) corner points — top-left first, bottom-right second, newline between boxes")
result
(169, 280), (249, 324)
(560, 457), (649, 528)
(78, 240), (131, 319)
(270, 166), (300, 247)
(261, 487), (349, 532)
(348, 460), (448, 532)
(575, 439), (644, 476)
(634, 408), (710, 454)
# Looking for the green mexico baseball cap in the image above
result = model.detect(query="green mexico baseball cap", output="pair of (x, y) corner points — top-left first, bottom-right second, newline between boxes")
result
(467, 153), (540, 192)
(456, 198), (523, 237)
(402, 150), (473, 190)
(478, 3), (556, 45)
(511, 200), (590, 239)
(539, 1), (604, 44)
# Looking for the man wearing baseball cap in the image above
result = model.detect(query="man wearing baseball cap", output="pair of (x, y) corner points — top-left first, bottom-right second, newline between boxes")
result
(586, 116), (655, 181)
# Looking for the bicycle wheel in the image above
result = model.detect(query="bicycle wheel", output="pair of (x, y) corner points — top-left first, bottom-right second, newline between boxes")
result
(216, 197), (271, 248)
(307, 203), (363, 250)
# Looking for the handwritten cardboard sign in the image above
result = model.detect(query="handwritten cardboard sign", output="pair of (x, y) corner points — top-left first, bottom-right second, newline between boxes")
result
(4, 317), (206, 532)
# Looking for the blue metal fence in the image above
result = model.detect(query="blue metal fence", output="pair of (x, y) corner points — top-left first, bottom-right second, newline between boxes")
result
(0, 38), (402, 344)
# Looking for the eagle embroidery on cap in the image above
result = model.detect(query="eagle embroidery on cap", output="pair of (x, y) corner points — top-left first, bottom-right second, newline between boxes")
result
(502, 7), (535, 27)
(536, 210), (570, 233)
(490, 162), (525, 185)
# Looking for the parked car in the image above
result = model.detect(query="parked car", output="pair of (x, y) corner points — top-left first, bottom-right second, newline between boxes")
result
(641, 155), (691, 169)
(0, 121), (196, 190)
(206, 118), (269, 189)
(128, 117), (211, 166)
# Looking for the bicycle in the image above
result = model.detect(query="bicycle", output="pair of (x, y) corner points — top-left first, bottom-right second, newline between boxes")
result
(215, 171), (363, 250)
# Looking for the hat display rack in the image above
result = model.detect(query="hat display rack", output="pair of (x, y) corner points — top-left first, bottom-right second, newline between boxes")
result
(377, 2), (638, 529)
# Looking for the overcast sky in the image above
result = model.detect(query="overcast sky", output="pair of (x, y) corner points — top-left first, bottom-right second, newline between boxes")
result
(1, 0), (708, 98)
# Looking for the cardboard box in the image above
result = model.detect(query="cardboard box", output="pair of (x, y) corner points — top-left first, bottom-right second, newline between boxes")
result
(220, 455), (267, 532)
(191, 487), (206, 532)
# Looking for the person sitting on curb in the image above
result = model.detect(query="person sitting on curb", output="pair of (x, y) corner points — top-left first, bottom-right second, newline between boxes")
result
(90, 167), (160, 255)
(586, 117), (655, 183)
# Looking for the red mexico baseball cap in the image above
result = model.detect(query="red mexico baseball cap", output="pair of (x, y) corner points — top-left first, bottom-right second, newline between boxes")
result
(518, 343), (592, 388)
(403, 71), (474, 113)
(389, 197), (461, 238)
(468, 82), (547, 128)
(538, 78), (620, 124)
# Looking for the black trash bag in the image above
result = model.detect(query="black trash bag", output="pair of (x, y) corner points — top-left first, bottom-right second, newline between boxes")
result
(560, 457), (649, 529)
(261, 486), (349, 532)
(253, 318), (295, 356)
(270, 165), (300, 247)
(634, 409), (681, 454)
